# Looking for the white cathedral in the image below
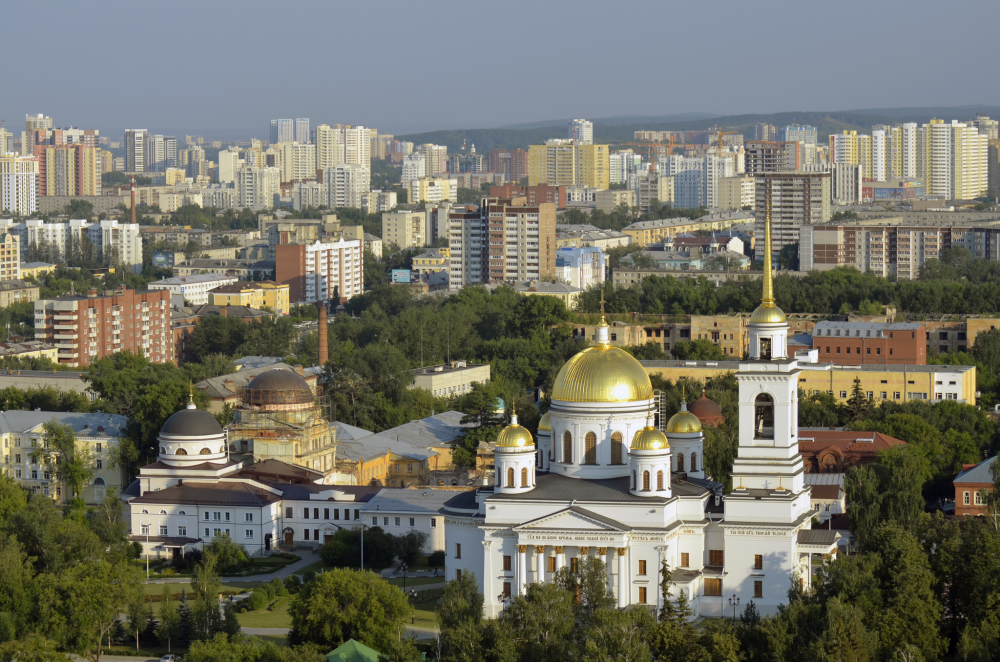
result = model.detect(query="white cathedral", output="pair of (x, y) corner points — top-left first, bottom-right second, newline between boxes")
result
(443, 212), (840, 617)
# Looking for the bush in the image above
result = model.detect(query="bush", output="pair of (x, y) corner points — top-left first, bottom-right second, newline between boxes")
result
(246, 590), (269, 611)
(268, 577), (288, 596)
(429, 550), (446, 568)
(284, 575), (303, 594)
(130, 541), (143, 559)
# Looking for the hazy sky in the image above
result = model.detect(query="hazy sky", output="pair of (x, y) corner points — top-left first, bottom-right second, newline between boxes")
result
(5, 0), (1000, 139)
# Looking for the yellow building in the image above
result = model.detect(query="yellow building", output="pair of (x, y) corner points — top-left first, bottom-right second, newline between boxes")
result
(622, 218), (700, 246)
(717, 176), (755, 210)
(0, 234), (19, 280)
(528, 142), (609, 190)
(412, 248), (449, 275)
(208, 280), (290, 315)
(20, 262), (57, 279)
(409, 176), (456, 204)
(165, 168), (187, 186)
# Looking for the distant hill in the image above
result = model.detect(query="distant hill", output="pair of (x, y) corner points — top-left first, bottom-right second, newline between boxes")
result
(397, 106), (1000, 154)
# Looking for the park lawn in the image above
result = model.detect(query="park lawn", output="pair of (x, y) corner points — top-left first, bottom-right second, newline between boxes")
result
(296, 559), (327, 575)
(236, 597), (294, 629)
(385, 575), (443, 588)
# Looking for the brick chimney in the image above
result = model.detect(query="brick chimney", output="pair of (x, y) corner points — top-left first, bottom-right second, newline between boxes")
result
(316, 301), (328, 367)
(219, 305), (228, 317)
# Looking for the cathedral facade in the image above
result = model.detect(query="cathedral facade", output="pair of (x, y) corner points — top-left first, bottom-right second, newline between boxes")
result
(443, 212), (839, 618)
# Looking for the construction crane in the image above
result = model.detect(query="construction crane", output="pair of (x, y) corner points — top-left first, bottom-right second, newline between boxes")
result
(715, 129), (738, 151)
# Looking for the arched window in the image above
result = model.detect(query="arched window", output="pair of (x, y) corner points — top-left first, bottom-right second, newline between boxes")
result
(690, 452), (697, 471)
(159, 509), (167, 514)
(199, 448), (211, 455)
(175, 448), (187, 455)
(754, 393), (774, 439)
(159, 447), (166, 454)
(677, 453), (684, 472)
(521, 467), (528, 487)
(657, 470), (664, 490)
(141, 509), (148, 514)
(563, 431), (572, 463)
(219, 446), (225, 453)
(584, 432), (597, 465)
(610, 432), (623, 465)
(507, 467), (514, 487)
(93, 477), (105, 486)
(642, 471), (650, 491)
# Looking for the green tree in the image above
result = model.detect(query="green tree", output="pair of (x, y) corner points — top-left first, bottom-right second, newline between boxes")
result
(0, 534), (36, 643)
(438, 572), (486, 662)
(156, 585), (182, 653)
(499, 581), (576, 662)
(190, 553), (225, 641)
(845, 376), (872, 421)
(125, 592), (153, 651)
(32, 420), (92, 500)
(581, 607), (656, 662)
(393, 530), (428, 566)
(204, 534), (248, 574)
(0, 634), (69, 662)
(288, 568), (411, 650)
(672, 339), (726, 361)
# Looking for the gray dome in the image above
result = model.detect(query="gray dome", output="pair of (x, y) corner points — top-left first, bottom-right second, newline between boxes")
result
(161, 407), (224, 437)
(245, 369), (313, 403)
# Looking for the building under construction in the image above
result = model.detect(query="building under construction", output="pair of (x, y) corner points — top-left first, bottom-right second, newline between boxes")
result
(226, 368), (338, 482)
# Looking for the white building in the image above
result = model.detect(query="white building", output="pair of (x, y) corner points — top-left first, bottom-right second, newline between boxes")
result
(555, 246), (605, 290)
(444, 214), (838, 618)
(871, 129), (887, 182)
(294, 118), (310, 144)
(314, 125), (343, 169)
(402, 154), (426, 187)
(323, 164), (370, 210)
(279, 142), (317, 183)
(568, 119), (594, 144)
(360, 489), (449, 554)
(2, 219), (143, 273)
(293, 182), (326, 211)
(148, 274), (239, 305)
(658, 155), (735, 208)
(236, 166), (281, 211)
(923, 119), (988, 200)
(342, 126), (371, 168)
(217, 149), (242, 184)
(270, 119), (294, 145)
(0, 154), (38, 216)
(610, 152), (644, 185)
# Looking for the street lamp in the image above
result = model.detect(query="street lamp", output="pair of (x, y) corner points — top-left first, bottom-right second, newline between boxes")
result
(409, 588), (417, 624)
(400, 562), (408, 592)
(728, 594), (740, 621)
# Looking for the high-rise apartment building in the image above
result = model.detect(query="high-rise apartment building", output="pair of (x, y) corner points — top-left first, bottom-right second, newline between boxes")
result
(270, 119), (294, 145)
(743, 141), (799, 176)
(294, 119), (310, 144)
(142, 134), (175, 172)
(922, 119), (988, 199)
(9, 219), (143, 272)
(488, 149), (528, 183)
(35, 145), (102, 197)
(568, 119), (594, 144)
(314, 125), (343, 169)
(780, 125), (818, 145)
(988, 141), (1000, 198)
(22, 114), (53, 158)
(610, 152), (645, 185)
(0, 234), (20, 280)
(717, 176), (755, 210)
(217, 149), (241, 184)
(236, 167), (281, 211)
(418, 144), (448, 176)
(401, 154), (426, 187)
(410, 176), (457, 204)
(871, 129), (887, 182)
(382, 210), (428, 249)
(275, 238), (363, 303)
(0, 154), (38, 216)
(279, 142), (317, 183)
(447, 198), (556, 288)
(528, 142), (609, 190)
(342, 126), (371, 168)
(753, 123), (777, 141)
(324, 164), (370, 209)
(658, 154), (734, 207)
(972, 115), (999, 141)
(124, 129), (147, 172)
(34, 288), (172, 367)
(754, 172), (831, 259)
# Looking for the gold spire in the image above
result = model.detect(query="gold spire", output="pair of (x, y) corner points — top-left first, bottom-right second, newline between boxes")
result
(596, 288), (610, 346)
(761, 195), (775, 307)
(186, 380), (196, 409)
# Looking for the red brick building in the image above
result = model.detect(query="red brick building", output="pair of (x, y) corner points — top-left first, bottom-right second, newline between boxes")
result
(954, 456), (996, 517)
(487, 149), (528, 184)
(798, 429), (906, 473)
(490, 183), (567, 210)
(34, 288), (172, 367)
(811, 321), (926, 365)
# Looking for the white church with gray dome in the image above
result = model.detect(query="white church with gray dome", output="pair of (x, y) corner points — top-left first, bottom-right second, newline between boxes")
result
(442, 208), (840, 618)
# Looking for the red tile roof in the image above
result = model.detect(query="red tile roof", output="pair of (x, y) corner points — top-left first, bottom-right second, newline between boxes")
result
(798, 430), (905, 459)
(810, 485), (841, 499)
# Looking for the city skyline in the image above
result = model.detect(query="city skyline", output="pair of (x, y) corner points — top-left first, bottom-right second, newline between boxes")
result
(3, 0), (1000, 138)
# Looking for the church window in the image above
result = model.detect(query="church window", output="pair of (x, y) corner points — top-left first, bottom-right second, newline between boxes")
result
(199, 448), (211, 455)
(570, 558), (579, 573)
(141, 509), (148, 515)
(503, 555), (511, 571)
(507, 467), (514, 487)
(709, 550), (724, 566)
(690, 452), (697, 472)
(754, 554), (763, 569)
(680, 553), (689, 567)
(521, 467), (528, 487)
(584, 432), (597, 465)
(175, 448), (187, 455)
(178, 526), (186, 536)
(638, 560), (647, 575)
(704, 578), (722, 596)
(456, 543), (462, 559)
(159, 525), (168, 535)
(610, 432), (623, 464)
(753, 394), (774, 439)
(642, 471), (650, 491)
(548, 557), (556, 572)
(160, 447), (166, 454)
(502, 581), (511, 598)
(656, 470), (664, 490)
(286, 507), (293, 518)
(639, 587), (647, 603)
(563, 431), (572, 463)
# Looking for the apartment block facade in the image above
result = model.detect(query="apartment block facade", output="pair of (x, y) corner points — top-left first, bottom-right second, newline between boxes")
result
(528, 142), (609, 190)
(0, 154), (38, 216)
(34, 288), (172, 366)
(488, 148), (528, 183)
(34, 144), (101, 197)
(717, 176), (754, 210)
(489, 184), (566, 209)
(754, 172), (831, 259)
(743, 141), (799, 175)
(382, 210), (428, 249)
(811, 321), (926, 365)
(274, 238), (363, 304)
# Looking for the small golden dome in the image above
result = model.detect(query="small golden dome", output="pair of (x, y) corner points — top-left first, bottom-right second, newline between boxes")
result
(552, 345), (654, 403)
(749, 303), (787, 324)
(631, 425), (668, 451)
(666, 400), (702, 433)
(537, 411), (551, 431)
(495, 410), (533, 449)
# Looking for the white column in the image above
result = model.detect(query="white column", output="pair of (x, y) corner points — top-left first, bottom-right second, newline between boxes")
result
(599, 547), (609, 587)
(517, 545), (527, 596)
(555, 546), (565, 573)
(617, 547), (629, 608)
(534, 546), (545, 584)
(482, 540), (493, 613)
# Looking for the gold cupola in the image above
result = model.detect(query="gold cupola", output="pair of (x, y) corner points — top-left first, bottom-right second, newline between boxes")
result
(537, 411), (551, 431)
(749, 197), (787, 325)
(495, 405), (533, 449)
(665, 398), (703, 434)
(552, 298), (654, 403)
(631, 411), (669, 451)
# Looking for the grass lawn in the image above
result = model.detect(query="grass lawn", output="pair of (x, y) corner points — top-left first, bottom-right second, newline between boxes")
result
(296, 559), (327, 575)
(385, 576), (444, 588)
(235, 596), (294, 629)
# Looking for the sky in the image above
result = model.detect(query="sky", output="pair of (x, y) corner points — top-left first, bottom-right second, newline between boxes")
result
(4, 0), (1000, 140)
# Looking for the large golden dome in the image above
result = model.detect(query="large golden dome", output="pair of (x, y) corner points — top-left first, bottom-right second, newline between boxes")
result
(552, 345), (654, 403)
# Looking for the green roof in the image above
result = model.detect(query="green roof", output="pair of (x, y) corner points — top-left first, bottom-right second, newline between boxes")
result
(325, 639), (382, 662)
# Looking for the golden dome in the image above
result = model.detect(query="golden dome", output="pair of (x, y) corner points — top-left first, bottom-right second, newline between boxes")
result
(631, 425), (669, 451)
(495, 410), (533, 449)
(552, 345), (654, 403)
(665, 400), (703, 434)
(537, 411), (551, 431)
(749, 303), (787, 324)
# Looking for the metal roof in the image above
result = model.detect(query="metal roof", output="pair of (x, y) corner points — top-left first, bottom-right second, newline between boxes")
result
(0, 410), (126, 438)
(363, 487), (467, 514)
(955, 456), (997, 484)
